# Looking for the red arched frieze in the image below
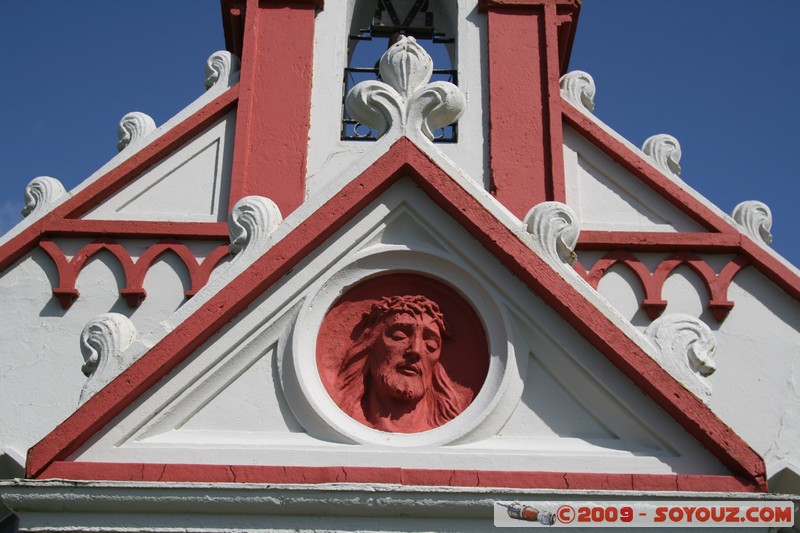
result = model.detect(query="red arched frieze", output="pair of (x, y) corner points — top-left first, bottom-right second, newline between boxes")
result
(316, 274), (489, 433)
(39, 240), (230, 308)
(574, 250), (750, 322)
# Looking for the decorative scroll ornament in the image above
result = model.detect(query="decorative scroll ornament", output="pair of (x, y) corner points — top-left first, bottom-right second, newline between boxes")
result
(559, 70), (596, 113)
(229, 196), (283, 256)
(116, 112), (157, 152)
(642, 134), (682, 177)
(345, 36), (466, 140)
(732, 200), (773, 246)
(79, 313), (139, 404)
(205, 50), (241, 90)
(644, 314), (716, 403)
(524, 202), (580, 269)
(21, 176), (68, 217)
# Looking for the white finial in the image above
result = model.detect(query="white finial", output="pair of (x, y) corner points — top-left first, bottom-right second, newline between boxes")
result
(524, 201), (580, 270)
(205, 50), (241, 90)
(345, 36), (465, 141)
(229, 196), (283, 257)
(642, 134), (682, 177)
(732, 200), (773, 246)
(560, 71), (596, 113)
(117, 112), (156, 152)
(79, 313), (139, 404)
(644, 314), (716, 403)
(21, 176), (68, 217)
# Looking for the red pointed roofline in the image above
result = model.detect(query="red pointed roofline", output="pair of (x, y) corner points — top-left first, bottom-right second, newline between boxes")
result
(27, 138), (766, 491)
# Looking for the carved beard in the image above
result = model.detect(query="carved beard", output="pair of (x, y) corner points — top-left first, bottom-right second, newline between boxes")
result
(376, 365), (425, 403)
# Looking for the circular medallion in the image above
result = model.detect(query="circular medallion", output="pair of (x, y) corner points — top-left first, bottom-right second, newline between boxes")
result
(316, 274), (489, 433)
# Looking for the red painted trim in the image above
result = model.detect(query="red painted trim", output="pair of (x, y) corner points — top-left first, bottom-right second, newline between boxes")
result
(543, 2), (566, 203)
(0, 88), (238, 273)
(26, 139), (766, 491)
(264, 0), (324, 5)
(578, 231), (741, 252)
(575, 251), (749, 322)
(228, 0), (317, 216)
(479, 0), (580, 9)
(485, 6), (548, 217)
(39, 461), (758, 493)
(44, 220), (229, 240)
(562, 104), (737, 235)
(38, 240), (230, 308)
(485, 2), (568, 213)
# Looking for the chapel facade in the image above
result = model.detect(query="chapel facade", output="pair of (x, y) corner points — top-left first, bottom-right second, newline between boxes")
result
(0, 1), (798, 531)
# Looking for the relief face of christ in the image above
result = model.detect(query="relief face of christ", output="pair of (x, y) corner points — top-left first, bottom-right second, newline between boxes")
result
(334, 295), (473, 433)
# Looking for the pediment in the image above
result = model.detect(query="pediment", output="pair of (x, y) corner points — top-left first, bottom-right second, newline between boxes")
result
(74, 183), (711, 469)
(28, 139), (764, 491)
(82, 112), (235, 223)
(564, 126), (704, 232)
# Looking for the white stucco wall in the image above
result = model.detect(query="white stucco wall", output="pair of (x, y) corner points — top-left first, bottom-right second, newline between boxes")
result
(0, 240), (230, 474)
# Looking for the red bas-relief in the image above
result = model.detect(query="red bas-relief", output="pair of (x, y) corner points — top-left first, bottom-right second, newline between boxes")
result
(317, 274), (489, 433)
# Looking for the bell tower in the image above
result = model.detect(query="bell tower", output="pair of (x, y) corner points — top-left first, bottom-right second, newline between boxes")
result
(220, 0), (580, 221)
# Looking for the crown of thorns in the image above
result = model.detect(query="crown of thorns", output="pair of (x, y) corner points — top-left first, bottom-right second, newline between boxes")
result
(360, 295), (448, 336)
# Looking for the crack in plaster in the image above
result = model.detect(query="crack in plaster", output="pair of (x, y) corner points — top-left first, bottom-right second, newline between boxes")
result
(156, 464), (167, 482)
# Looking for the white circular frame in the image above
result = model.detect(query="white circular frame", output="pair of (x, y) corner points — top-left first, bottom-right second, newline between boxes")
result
(284, 246), (525, 447)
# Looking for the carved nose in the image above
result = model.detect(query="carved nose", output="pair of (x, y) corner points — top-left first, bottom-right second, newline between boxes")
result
(406, 335), (424, 359)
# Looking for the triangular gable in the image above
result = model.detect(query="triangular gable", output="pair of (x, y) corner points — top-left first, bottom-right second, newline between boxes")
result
(27, 138), (766, 492)
(64, 179), (724, 477)
(0, 87), (238, 273)
(82, 112), (235, 222)
(563, 126), (705, 232)
(561, 100), (800, 307)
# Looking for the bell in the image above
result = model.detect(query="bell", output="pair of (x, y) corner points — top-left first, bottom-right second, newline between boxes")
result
(371, 0), (435, 39)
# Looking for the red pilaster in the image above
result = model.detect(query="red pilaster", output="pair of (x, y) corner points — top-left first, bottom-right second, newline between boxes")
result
(481, 0), (577, 218)
(228, 0), (323, 216)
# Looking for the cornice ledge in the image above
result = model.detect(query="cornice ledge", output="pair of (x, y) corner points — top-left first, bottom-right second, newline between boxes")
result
(79, 313), (139, 405)
(732, 200), (773, 246)
(644, 313), (716, 404)
(523, 201), (580, 275)
(21, 176), (69, 218)
(229, 195), (283, 258)
(116, 111), (157, 152)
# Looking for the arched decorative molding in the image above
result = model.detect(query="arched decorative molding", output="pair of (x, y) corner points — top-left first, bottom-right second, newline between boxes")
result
(116, 112), (157, 152)
(21, 176), (68, 218)
(523, 201), (580, 271)
(228, 196), (283, 257)
(642, 134), (682, 177)
(574, 250), (750, 322)
(205, 50), (241, 90)
(80, 313), (139, 405)
(644, 314), (716, 403)
(732, 200), (773, 246)
(559, 70), (596, 113)
(38, 240), (230, 309)
(345, 36), (465, 141)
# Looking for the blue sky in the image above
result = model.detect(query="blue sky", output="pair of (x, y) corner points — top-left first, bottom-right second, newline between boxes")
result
(2, 1), (799, 266)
